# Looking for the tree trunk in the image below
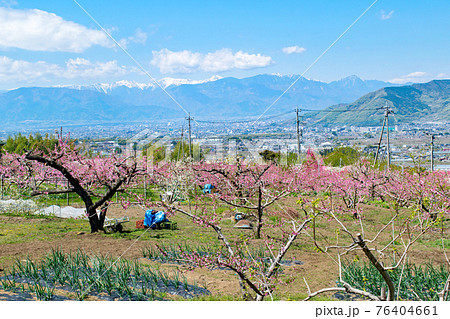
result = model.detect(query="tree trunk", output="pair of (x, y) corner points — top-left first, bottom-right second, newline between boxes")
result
(86, 206), (102, 233)
(356, 233), (395, 300)
(255, 186), (263, 239)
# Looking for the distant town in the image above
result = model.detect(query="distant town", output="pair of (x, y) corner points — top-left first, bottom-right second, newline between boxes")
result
(2, 115), (449, 170)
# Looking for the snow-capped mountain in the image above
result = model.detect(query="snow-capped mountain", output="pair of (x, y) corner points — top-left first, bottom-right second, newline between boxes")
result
(1, 74), (396, 127)
(56, 75), (223, 93)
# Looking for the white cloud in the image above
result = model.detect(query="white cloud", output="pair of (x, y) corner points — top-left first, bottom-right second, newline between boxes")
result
(0, 56), (132, 85)
(390, 71), (428, 84)
(0, 0), (18, 7)
(64, 58), (129, 78)
(128, 28), (147, 45)
(381, 10), (394, 20)
(282, 46), (306, 54)
(151, 49), (200, 73)
(0, 7), (112, 52)
(117, 28), (148, 49)
(0, 56), (60, 82)
(151, 48), (273, 74)
(408, 71), (427, 77)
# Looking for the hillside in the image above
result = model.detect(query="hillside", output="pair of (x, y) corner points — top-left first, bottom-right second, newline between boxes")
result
(0, 87), (180, 127)
(311, 80), (450, 126)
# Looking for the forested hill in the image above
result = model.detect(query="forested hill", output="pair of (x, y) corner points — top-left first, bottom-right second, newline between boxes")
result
(310, 80), (450, 126)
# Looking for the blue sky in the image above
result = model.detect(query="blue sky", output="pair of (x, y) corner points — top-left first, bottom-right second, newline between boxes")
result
(0, 0), (449, 89)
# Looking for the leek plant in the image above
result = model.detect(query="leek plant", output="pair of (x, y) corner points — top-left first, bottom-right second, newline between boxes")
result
(342, 262), (450, 301)
(2, 249), (206, 300)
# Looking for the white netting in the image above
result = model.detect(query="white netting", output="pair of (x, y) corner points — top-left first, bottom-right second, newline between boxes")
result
(0, 199), (97, 219)
(34, 205), (89, 219)
(0, 199), (38, 213)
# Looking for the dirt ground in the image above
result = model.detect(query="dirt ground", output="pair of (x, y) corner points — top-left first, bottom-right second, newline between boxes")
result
(1, 200), (449, 301)
(0, 231), (338, 300)
(0, 212), (342, 301)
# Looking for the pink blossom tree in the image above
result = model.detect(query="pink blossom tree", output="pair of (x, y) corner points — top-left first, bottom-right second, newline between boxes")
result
(300, 162), (449, 301)
(141, 158), (450, 300)
(193, 159), (298, 238)
(144, 160), (312, 300)
(158, 188), (312, 300)
(1, 137), (141, 232)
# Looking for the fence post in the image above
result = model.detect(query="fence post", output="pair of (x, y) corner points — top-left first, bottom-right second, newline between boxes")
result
(144, 175), (147, 200)
(1, 174), (4, 200)
(55, 179), (58, 207)
(67, 179), (70, 206)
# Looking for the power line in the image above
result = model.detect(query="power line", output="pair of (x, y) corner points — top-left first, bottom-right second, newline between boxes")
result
(194, 105), (387, 125)
(252, 0), (379, 125)
(195, 110), (294, 124)
(301, 107), (385, 113)
(72, 0), (192, 118)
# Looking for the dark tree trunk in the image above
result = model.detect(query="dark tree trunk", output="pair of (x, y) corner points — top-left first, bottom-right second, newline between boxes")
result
(255, 186), (263, 239)
(83, 197), (103, 233)
(87, 206), (103, 233)
(85, 204), (109, 233)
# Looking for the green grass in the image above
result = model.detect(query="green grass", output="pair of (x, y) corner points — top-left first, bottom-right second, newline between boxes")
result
(104, 213), (227, 244)
(0, 210), (236, 246)
(417, 237), (450, 249)
(0, 215), (87, 245)
(366, 199), (391, 209)
(0, 211), (58, 220)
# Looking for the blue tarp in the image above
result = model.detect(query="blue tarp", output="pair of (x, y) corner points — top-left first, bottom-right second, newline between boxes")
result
(144, 209), (168, 229)
(143, 209), (154, 227)
(154, 211), (167, 224)
(203, 184), (215, 194)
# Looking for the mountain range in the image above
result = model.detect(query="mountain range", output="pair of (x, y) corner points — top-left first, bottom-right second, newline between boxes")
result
(0, 74), (394, 128)
(1, 74), (449, 129)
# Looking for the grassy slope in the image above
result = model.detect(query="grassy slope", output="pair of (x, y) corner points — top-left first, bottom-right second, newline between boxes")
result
(312, 80), (450, 126)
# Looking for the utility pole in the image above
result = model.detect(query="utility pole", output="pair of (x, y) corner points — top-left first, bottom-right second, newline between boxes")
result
(186, 113), (193, 158)
(425, 133), (435, 171)
(374, 103), (393, 167)
(386, 106), (391, 167)
(296, 107), (302, 161)
(431, 134), (434, 172)
(179, 125), (184, 161)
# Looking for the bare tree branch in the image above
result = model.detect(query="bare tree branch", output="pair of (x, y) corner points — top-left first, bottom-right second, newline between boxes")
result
(303, 280), (380, 301)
